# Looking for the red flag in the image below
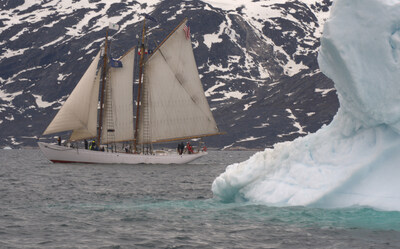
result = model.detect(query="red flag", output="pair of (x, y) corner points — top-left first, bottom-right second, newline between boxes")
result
(183, 24), (190, 40)
(137, 48), (148, 55)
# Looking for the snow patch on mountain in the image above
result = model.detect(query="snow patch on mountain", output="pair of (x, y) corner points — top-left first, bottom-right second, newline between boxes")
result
(32, 94), (57, 108)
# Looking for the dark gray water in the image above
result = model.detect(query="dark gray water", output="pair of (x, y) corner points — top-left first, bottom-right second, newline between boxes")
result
(1, 149), (400, 248)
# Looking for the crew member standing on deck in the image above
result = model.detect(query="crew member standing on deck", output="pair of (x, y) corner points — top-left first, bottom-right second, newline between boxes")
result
(187, 142), (194, 154)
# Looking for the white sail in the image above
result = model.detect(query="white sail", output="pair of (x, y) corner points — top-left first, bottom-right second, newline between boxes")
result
(101, 47), (135, 144)
(70, 69), (101, 141)
(43, 51), (101, 140)
(139, 20), (219, 144)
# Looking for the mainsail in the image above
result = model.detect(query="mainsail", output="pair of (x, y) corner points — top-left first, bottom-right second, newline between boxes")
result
(138, 19), (219, 144)
(101, 47), (136, 144)
(43, 51), (101, 140)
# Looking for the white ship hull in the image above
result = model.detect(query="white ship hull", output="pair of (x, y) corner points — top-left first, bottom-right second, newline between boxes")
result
(38, 142), (206, 165)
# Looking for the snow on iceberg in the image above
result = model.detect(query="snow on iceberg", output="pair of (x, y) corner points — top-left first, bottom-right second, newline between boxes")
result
(212, 0), (400, 211)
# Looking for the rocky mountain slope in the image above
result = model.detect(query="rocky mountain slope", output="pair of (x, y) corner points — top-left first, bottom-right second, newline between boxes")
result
(0, 0), (336, 149)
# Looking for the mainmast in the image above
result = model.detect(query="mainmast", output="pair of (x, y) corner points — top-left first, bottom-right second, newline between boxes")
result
(97, 29), (109, 147)
(134, 19), (146, 153)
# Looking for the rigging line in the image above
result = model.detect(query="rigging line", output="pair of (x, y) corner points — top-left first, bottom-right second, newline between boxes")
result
(156, 46), (215, 123)
(145, 18), (187, 63)
(120, 45), (137, 60)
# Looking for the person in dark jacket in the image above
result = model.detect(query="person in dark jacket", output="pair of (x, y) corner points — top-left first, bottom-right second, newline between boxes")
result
(177, 142), (184, 155)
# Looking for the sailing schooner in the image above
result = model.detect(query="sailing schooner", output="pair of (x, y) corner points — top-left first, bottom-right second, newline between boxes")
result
(38, 18), (222, 164)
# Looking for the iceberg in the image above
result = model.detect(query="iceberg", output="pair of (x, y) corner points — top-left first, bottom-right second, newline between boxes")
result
(212, 0), (400, 211)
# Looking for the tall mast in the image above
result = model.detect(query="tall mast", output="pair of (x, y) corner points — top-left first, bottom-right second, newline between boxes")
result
(134, 19), (146, 153)
(97, 29), (109, 147)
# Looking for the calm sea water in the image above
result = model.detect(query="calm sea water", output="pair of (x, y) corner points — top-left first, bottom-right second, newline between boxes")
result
(1, 149), (400, 248)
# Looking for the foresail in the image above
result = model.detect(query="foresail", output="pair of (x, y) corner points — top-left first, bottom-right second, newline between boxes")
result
(69, 69), (101, 141)
(139, 19), (219, 144)
(101, 47), (135, 144)
(43, 51), (101, 139)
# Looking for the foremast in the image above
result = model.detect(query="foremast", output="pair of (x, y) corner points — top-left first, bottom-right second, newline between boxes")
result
(134, 19), (146, 153)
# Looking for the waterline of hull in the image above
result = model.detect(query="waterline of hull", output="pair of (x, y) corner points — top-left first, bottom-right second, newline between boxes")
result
(38, 142), (206, 165)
